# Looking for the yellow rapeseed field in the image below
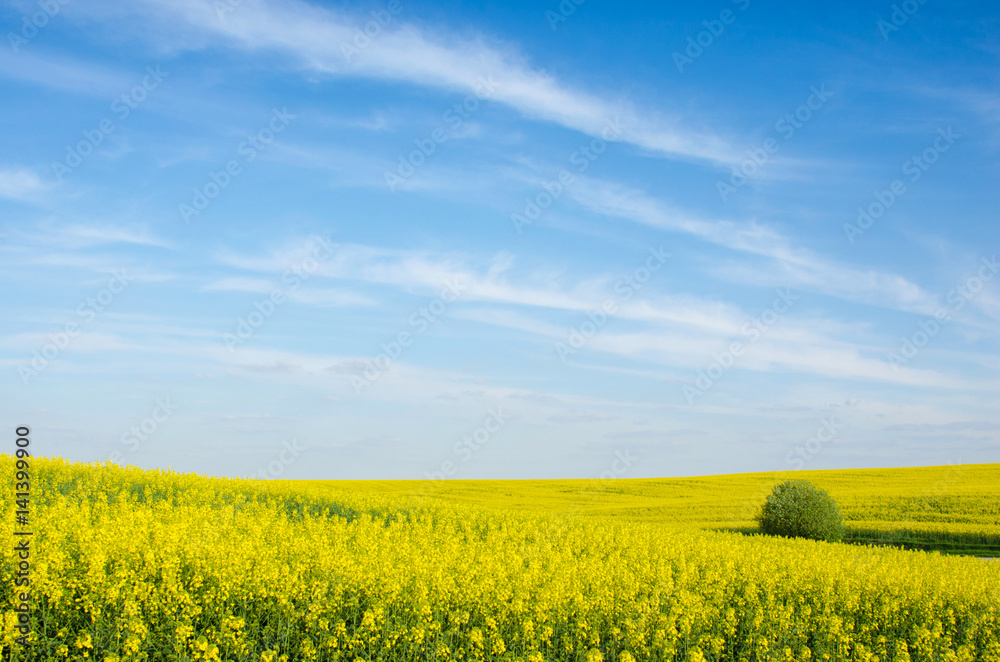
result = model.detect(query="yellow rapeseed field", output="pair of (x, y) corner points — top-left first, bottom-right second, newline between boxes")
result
(332, 463), (1000, 535)
(2, 457), (999, 661)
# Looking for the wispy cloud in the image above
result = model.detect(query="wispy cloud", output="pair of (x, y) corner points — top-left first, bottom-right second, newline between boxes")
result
(202, 276), (375, 307)
(0, 168), (46, 201)
(88, 0), (736, 165)
(564, 176), (939, 315)
(0, 51), (129, 97)
(58, 224), (173, 248)
(208, 240), (989, 388)
(202, 277), (276, 293)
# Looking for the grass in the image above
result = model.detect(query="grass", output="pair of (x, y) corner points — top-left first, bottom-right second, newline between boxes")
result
(720, 525), (1000, 557)
(843, 527), (1000, 557)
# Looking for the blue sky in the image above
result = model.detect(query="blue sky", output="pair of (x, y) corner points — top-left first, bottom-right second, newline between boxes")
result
(1, 0), (998, 480)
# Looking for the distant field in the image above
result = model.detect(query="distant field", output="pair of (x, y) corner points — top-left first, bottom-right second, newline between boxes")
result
(3, 458), (999, 660)
(301, 463), (1000, 556)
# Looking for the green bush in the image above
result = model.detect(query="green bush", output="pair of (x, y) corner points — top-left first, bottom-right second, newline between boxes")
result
(756, 479), (845, 542)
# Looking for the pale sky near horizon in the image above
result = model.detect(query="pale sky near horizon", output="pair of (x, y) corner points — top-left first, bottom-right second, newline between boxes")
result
(1, 0), (998, 479)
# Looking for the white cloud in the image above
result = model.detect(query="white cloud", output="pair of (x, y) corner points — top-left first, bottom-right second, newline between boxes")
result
(0, 52), (129, 97)
(288, 288), (375, 307)
(564, 176), (940, 315)
(202, 277), (275, 293)
(203, 276), (374, 306)
(98, 0), (735, 164)
(0, 168), (46, 201)
(60, 225), (173, 248)
(212, 240), (990, 388)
